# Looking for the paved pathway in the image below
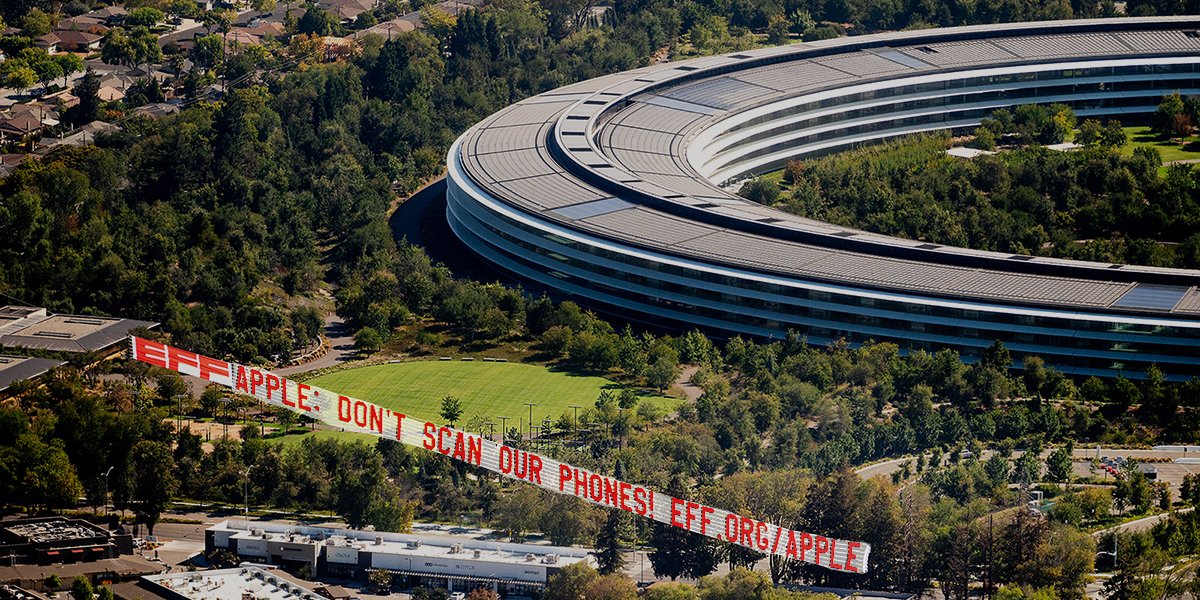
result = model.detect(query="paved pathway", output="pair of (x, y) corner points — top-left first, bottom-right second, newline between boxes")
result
(275, 315), (355, 376)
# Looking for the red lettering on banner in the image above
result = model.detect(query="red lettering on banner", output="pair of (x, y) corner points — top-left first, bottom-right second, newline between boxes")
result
(167, 348), (198, 374)
(452, 431), (465, 460)
(235, 366), (249, 393)
(604, 477), (617, 507)
(800, 533), (814, 561)
(249, 369), (264, 396)
(339, 396), (353, 424)
(828, 539), (843, 570)
(633, 487), (648, 516)
(134, 338), (168, 368)
(814, 536), (829, 565)
(618, 482), (631, 512)
(467, 435), (481, 465)
(391, 413), (406, 440)
(756, 521), (769, 550)
(559, 465), (572, 491)
(296, 384), (312, 411)
(198, 355), (228, 382)
(267, 375), (285, 405)
(527, 454), (542, 484)
(844, 542), (860, 573)
(725, 515), (738, 542)
(702, 507), (714, 536)
(786, 531), (799, 559)
(740, 517), (755, 546)
(588, 474), (603, 502)
(671, 498), (685, 528)
(500, 445), (512, 473)
(353, 401), (368, 428)
(369, 405), (384, 433)
(427, 423), (441, 450)
(438, 427), (452, 456)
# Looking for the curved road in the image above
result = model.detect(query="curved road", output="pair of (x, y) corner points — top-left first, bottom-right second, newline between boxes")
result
(275, 315), (355, 377)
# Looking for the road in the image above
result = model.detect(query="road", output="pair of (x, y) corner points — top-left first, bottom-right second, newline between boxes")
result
(275, 315), (355, 376)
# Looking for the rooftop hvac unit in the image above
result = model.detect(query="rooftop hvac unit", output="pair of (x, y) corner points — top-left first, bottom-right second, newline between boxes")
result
(407, 540), (421, 549)
(473, 549), (481, 559)
(525, 554), (536, 562)
(375, 536), (383, 546)
(450, 544), (463, 554)
(543, 554), (559, 565)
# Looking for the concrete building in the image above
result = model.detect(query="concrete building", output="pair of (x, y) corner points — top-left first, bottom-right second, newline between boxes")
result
(206, 520), (590, 597)
(447, 16), (1200, 380)
(113, 566), (323, 600)
(0, 306), (157, 354)
(0, 518), (155, 593)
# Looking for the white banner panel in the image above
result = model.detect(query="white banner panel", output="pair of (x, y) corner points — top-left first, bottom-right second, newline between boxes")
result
(130, 336), (871, 573)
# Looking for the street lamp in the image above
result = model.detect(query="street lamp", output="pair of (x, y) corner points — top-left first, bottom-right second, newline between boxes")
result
(102, 466), (114, 516)
(219, 398), (233, 439)
(498, 416), (510, 444)
(174, 395), (189, 434)
(243, 464), (257, 515)
(523, 403), (537, 442)
(569, 405), (582, 446)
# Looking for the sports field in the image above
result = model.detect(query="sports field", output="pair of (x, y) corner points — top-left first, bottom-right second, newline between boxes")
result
(306, 360), (679, 427)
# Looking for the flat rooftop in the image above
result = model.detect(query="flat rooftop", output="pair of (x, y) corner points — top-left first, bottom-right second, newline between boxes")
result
(4, 518), (108, 545)
(0, 306), (157, 353)
(140, 567), (321, 600)
(0, 355), (65, 392)
(457, 17), (1200, 319)
(212, 520), (589, 568)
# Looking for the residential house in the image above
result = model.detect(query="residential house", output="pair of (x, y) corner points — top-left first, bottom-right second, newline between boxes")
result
(56, 16), (109, 34)
(87, 5), (129, 24)
(318, 0), (376, 23)
(34, 33), (60, 53)
(53, 29), (103, 52)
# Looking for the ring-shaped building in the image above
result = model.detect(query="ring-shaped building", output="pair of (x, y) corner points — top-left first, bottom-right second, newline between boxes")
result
(447, 17), (1200, 380)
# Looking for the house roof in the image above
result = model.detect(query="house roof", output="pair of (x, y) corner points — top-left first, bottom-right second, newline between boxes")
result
(56, 16), (109, 33)
(54, 29), (103, 46)
(0, 355), (66, 392)
(0, 113), (46, 136)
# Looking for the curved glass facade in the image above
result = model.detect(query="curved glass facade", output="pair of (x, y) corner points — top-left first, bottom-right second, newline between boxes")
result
(447, 22), (1200, 381)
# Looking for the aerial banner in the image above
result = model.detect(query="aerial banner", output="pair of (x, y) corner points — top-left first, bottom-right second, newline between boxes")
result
(129, 336), (870, 572)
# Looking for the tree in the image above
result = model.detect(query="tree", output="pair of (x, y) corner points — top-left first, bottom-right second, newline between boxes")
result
(1046, 445), (1072, 483)
(70, 576), (93, 600)
(128, 440), (178, 535)
(584, 573), (638, 600)
(645, 583), (702, 600)
(1155, 92), (1187, 138)
(53, 53), (84, 88)
(440, 395), (464, 427)
(545, 562), (600, 600)
(368, 568), (392, 591)
(97, 587), (115, 600)
(493, 485), (545, 540)
(647, 356), (680, 392)
(354, 327), (383, 354)
(126, 7), (165, 27)
(2, 64), (37, 96)
(595, 508), (627, 574)
(20, 9), (53, 35)
(467, 589), (500, 600)
(650, 476), (719, 580)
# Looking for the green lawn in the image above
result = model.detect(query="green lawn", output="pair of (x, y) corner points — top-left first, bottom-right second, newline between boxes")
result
(305, 361), (680, 427)
(1120, 125), (1200, 163)
(267, 429), (378, 447)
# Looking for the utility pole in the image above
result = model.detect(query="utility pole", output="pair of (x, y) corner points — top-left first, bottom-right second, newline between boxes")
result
(102, 466), (114, 517)
(243, 464), (257, 515)
(498, 416), (510, 443)
(570, 405), (581, 446)
(523, 403), (537, 443)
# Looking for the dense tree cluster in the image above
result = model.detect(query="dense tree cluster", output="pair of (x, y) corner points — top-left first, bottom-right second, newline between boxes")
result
(755, 121), (1200, 268)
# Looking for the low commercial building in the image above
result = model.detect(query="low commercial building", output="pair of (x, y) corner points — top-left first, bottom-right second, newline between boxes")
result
(0, 518), (153, 593)
(0, 306), (157, 355)
(0, 355), (65, 392)
(206, 520), (591, 597)
(0, 517), (133, 565)
(113, 566), (323, 600)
